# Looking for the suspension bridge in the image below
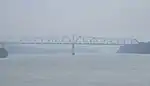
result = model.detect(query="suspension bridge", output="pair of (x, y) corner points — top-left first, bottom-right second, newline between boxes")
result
(0, 35), (139, 56)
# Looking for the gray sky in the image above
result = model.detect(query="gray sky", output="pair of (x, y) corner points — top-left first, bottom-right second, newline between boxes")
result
(1, 0), (150, 41)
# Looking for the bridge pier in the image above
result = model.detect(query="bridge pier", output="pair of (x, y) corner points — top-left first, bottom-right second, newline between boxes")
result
(72, 43), (75, 55)
(72, 35), (75, 55)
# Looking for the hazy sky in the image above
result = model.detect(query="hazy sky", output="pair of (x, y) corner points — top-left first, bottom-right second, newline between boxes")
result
(1, 0), (150, 40)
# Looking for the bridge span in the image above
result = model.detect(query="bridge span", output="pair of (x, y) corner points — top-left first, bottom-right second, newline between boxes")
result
(0, 35), (139, 57)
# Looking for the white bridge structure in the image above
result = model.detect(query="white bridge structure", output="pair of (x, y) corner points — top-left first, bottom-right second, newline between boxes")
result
(0, 35), (139, 55)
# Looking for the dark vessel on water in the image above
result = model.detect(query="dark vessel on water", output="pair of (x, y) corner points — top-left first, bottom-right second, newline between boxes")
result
(0, 48), (8, 58)
(117, 42), (150, 54)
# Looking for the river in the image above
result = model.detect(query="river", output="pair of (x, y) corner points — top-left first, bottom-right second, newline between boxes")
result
(0, 53), (150, 86)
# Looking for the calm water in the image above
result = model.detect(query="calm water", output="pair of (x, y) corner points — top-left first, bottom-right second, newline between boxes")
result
(1, 53), (150, 86)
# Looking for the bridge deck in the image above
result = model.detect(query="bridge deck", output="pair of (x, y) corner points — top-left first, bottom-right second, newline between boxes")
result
(0, 36), (139, 45)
